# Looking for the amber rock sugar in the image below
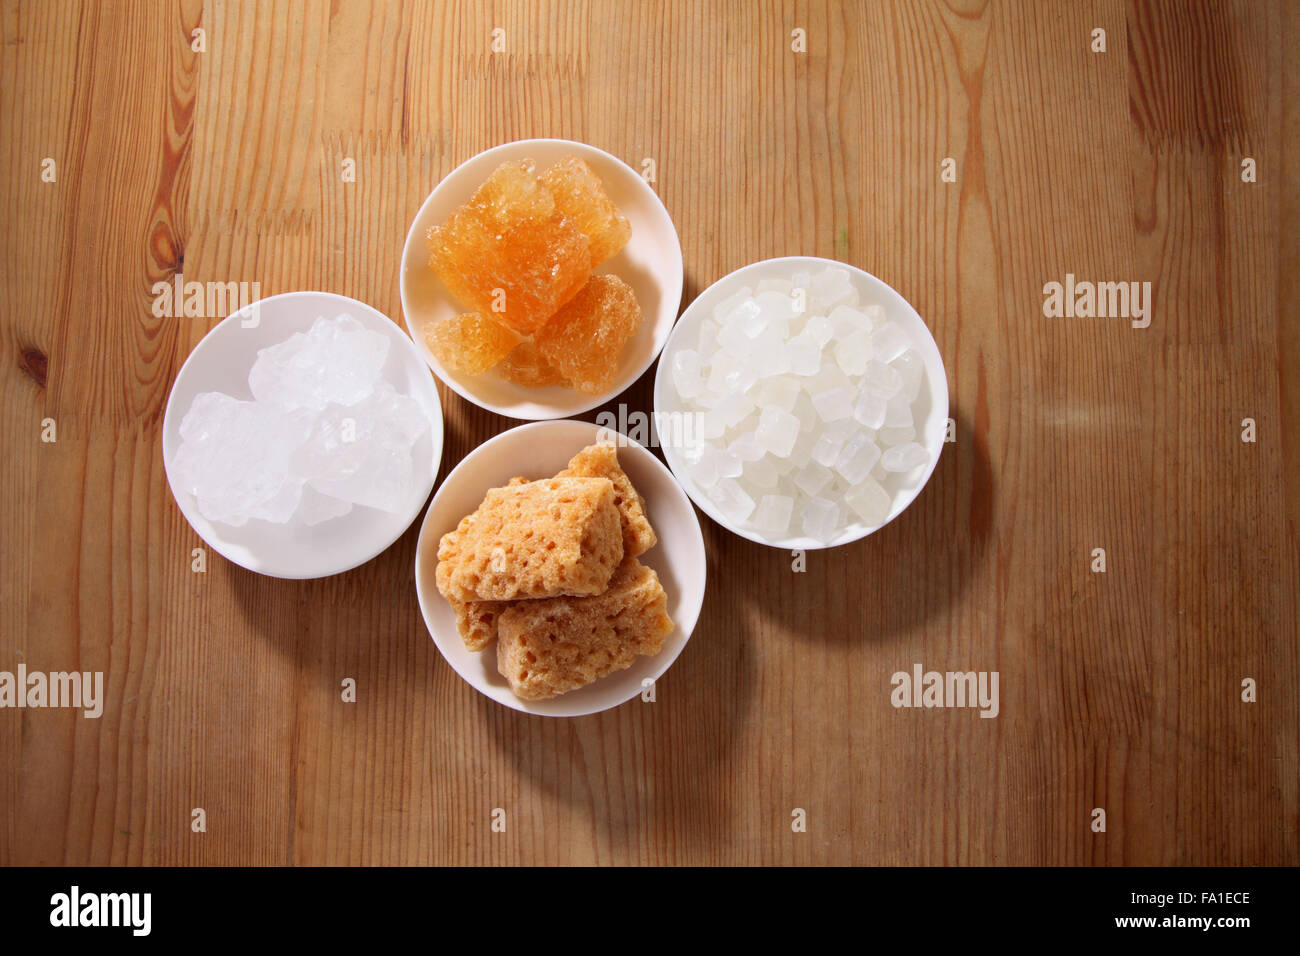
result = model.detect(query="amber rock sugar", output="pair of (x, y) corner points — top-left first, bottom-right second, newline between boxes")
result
(535, 274), (643, 395)
(425, 312), (519, 375)
(426, 159), (591, 336)
(540, 156), (631, 267)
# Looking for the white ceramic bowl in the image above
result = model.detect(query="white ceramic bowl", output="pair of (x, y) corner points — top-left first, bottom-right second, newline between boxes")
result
(399, 138), (683, 420)
(415, 420), (706, 716)
(162, 291), (444, 579)
(653, 256), (949, 549)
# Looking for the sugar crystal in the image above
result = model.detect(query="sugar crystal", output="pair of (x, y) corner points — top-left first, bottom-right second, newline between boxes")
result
(834, 328), (874, 376)
(744, 456), (779, 489)
(793, 460), (833, 497)
(755, 405), (801, 458)
(811, 387), (854, 422)
(876, 425), (916, 446)
(861, 359), (903, 399)
(834, 432), (881, 485)
(844, 476), (891, 526)
(884, 394), (913, 428)
(671, 349), (705, 398)
(756, 376), (801, 412)
(870, 322), (910, 363)
(802, 496), (841, 543)
(881, 442), (929, 472)
(752, 494), (794, 535)
(709, 478), (756, 524)
(853, 391), (887, 429)
(893, 349), (925, 401)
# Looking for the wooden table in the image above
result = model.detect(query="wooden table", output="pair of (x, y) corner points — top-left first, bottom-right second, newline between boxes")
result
(2, 0), (1295, 866)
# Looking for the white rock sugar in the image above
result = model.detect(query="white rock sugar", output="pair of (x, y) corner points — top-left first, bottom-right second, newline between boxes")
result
(670, 271), (933, 540)
(174, 315), (429, 527)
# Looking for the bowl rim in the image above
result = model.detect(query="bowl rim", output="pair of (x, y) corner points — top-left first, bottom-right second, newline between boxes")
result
(398, 137), (684, 421)
(413, 418), (707, 716)
(161, 289), (445, 579)
(653, 255), (949, 550)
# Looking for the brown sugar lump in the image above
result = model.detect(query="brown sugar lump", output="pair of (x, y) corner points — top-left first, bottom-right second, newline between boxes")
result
(436, 476), (623, 602)
(426, 159), (592, 336)
(496, 558), (674, 700)
(540, 156), (631, 267)
(534, 274), (643, 395)
(426, 313), (519, 375)
(556, 442), (656, 557)
(450, 599), (509, 651)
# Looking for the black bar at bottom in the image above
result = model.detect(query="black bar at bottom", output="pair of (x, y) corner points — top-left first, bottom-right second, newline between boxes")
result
(0, 865), (1282, 941)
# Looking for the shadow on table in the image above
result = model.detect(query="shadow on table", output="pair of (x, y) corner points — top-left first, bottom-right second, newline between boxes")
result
(223, 493), (429, 680)
(746, 408), (992, 645)
(221, 386), (496, 673)
(475, 409), (992, 856)
(478, 516), (758, 860)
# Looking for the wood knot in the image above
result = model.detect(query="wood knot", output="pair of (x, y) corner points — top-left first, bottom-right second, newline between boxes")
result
(19, 346), (48, 388)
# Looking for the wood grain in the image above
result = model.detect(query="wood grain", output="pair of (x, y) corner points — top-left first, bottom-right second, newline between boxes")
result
(1, 0), (1295, 866)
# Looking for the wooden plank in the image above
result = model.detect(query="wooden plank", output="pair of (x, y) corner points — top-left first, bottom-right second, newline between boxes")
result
(0, 0), (1294, 866)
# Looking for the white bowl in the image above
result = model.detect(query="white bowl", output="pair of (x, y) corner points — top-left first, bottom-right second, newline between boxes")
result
(399, 138), (684, 420)
(414, 420), (706, 716)
(653, 256), (949, 549)
(162, 291), (444, 579)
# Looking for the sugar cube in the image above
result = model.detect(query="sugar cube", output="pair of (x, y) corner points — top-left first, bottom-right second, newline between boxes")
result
(744, 455), (779, 489)
(751, 494), (794, 535)
(713, 286), (754, 321)
(750, 329), (792, 376)
(812, 388), (854, 422)
(881, 442), (929, 472)
(871, 322), (910, 363)
(790, 393), (819, 432)
(810, 267), (856, 312)
(707, 351), (756, 395)
(718, 317), (757, 356)
(756, 278), (793, 295)
(787, 341), (821, 376)
(893, 349), (925, 401)
(728, 431), (765, 462)
(802, 361), (851, 396)
(811, 431), (848, 468)
(876, 425), (916, 446)
(716, 448), (743, 478)
(697, 318), (719, 355)
(755, 405), (801, 457)
(834, 433), (881, 485)
(713, 392), (756, 429)
(802, 314), (835, 348)
(802, 496), (841, 543)
(688, 445), (721, 489)
(753, 291), (797, 336)
(709, 477), (756, 523)
(884, 394), (913, 428)
(844, 476), (892, 525)
(853, 391), (887, 429)
(698, 411), (726, 441)
(671, 349), (704, 398)
(810, 418), (855, 466)
(793, 460), (833, 497)
(756, 376), (801, 412)
(861, 359), (903, 399)
(833, 328), (874, 376)
(827, 304), (869, 336)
